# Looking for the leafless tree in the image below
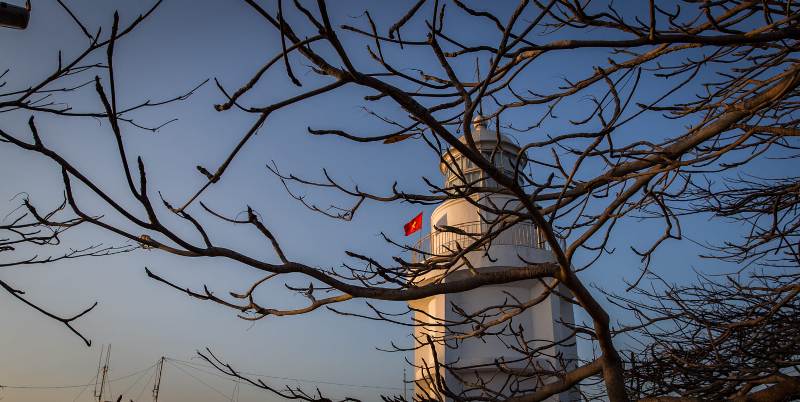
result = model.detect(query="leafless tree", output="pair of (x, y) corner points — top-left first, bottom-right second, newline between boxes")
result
(0, 195), (133, 346)
(1, 1), (799, 401)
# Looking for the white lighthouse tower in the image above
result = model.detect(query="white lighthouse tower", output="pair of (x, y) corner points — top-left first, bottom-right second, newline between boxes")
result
(409, 117), (578, 401)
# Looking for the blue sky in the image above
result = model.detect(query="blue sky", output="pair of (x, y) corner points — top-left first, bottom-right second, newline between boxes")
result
(0, 1), (778, 401)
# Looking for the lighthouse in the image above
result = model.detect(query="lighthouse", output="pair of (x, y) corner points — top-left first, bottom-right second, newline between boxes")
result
(409, 116), (578, 401)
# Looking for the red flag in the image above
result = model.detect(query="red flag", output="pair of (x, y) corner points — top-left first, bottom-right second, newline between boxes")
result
(404, 212), (423, 236)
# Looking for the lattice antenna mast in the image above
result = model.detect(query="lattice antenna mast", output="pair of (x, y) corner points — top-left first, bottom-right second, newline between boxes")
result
(93, 344), (111, 402)
(152, 356), (165, 402)
(92, 344), (104, 399)
(475, 57), (483, 116)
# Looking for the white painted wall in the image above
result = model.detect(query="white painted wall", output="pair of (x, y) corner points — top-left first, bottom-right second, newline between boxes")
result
(411, 119), (578, 401)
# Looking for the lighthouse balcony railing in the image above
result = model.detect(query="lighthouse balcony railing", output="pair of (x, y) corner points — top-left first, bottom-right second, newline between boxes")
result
(410, 221), (557, 263)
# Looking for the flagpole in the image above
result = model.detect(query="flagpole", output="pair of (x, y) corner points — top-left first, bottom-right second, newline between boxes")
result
(419, 213), (424, 258)
(404, 212), (424, 261)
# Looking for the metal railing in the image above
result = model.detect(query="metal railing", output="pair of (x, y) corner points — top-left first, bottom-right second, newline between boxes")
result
(411, 221), (551, 263)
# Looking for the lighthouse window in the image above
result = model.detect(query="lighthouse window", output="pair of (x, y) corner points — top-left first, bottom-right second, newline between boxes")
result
(444, 151), (526, 189)
(464, 171), (480, 185)
(503, 154), (514, 171)
(446, 170), (462, 186)
(450, 156), (476, 174)
(481, 150), (496, 165)
(504, 155), (516, 177)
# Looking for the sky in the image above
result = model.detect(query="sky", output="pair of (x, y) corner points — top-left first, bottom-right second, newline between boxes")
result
(0, 1), (782, 401)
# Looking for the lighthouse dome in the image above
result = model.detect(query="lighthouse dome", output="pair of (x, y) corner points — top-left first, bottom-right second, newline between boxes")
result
(460, 115), (518, 148)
